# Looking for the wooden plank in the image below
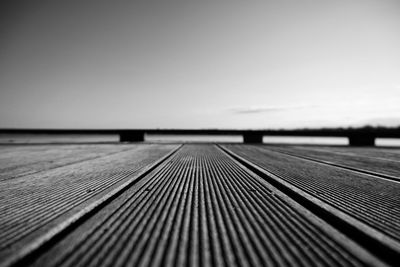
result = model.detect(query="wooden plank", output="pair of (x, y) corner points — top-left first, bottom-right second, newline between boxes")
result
(269, 145), (400, 180)
(0, 144), (133, 180)
(0, 144), (178, 261)
(22, 145), (381, 267)
(296, 146), (400, 160)
(221, 145), (399, 266)
(224, 145), (400, 245)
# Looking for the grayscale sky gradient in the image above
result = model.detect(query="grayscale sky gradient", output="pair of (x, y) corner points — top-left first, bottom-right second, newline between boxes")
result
(1, 0), (400, 129)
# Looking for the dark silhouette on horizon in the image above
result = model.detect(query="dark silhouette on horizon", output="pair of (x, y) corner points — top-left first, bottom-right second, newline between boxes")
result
(1, 126), (399, 146)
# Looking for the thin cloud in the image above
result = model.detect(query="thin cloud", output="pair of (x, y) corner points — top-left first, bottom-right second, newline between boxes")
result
(229, 105), (317, 114)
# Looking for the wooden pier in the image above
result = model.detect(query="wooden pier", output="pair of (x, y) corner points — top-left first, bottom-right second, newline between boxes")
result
(0, 141), (399, 266)
(2, 127), (400, 146)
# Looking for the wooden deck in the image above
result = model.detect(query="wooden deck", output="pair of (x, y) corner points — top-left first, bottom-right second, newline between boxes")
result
(0, 143), (399, 266)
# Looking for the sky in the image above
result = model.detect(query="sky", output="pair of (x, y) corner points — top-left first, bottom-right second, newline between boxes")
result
(1, 0), (400, 129)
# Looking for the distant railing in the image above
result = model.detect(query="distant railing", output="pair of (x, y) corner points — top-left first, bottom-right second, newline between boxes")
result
(1, 128), (400, 146)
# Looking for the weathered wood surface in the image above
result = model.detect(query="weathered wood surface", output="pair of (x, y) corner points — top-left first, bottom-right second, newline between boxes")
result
(223, 145), (400, 242)
(0, 143), (399, 266)
(294, 146), (400, 159)
(265, 145), (400, 180)
(0, 144), (178, 262)
(22, 145), (382, 267)
(0, 145), (133, 180)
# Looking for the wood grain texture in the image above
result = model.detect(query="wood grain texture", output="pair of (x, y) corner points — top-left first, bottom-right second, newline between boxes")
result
(269, 145), (400, 179)
(0, 144), (133, 180)
(224, 145), (400, 244)
(28, 145), (380, 267)
(1, 144), (397, 267)
(0, 144), (178, 261)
